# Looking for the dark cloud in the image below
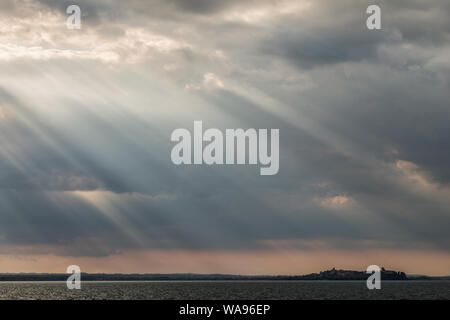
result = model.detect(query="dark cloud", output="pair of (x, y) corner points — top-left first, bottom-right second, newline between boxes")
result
(263, 28), (385, 69)
(164, 0), (239, 14)
(259, 0), (450, 69)
(33, 0), (243, 24)
(0, 0), (449, 259)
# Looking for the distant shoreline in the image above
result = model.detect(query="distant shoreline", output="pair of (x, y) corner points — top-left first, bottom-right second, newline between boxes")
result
(1, 268), (448, 281)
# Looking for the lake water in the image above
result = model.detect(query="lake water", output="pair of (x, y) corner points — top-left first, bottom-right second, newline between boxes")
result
(0, 280), (448, 300)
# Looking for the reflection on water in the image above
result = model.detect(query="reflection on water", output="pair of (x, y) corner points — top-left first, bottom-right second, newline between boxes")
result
(0, 281), (449, 300)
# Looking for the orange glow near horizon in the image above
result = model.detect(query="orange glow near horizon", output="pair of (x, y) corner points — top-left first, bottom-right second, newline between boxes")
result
(0, 249), (449, 276)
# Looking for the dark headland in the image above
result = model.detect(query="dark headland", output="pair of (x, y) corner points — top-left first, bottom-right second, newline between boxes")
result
(2, 267), (447, 281)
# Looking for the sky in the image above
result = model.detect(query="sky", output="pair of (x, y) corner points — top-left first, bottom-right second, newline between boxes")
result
(0, 0), (449, 275)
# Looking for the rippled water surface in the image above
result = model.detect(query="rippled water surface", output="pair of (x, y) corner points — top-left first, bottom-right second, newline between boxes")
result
(0, 281), (449, 300)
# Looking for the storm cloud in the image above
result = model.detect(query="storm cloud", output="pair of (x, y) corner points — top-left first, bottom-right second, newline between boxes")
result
(0, 0), (449, 272)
